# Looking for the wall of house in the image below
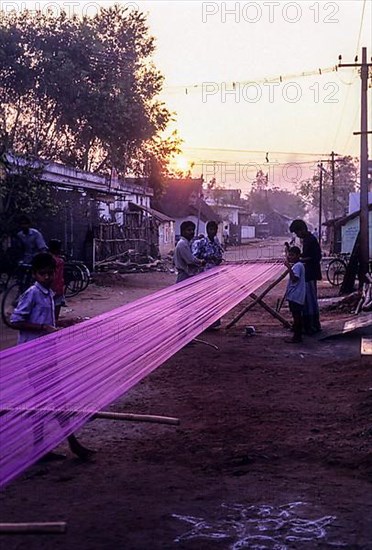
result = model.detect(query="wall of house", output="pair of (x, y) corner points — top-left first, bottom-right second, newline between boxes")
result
(241, 225), (256, 243)
(212, 205), (239, 225)
(341, 212), (372, 256)
(158, 221), (175, 256)
(36, 188), (99, 268)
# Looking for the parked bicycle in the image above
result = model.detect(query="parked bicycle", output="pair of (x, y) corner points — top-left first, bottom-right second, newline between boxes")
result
(325, 254), (349, 287)
(64, 260), (91, 297)
(1, 260), (91, 327)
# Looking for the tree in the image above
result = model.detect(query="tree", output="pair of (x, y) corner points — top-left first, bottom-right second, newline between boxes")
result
(0, 155), (58, 239)
(0, 5), (179, 180)
(246, 170), (306, 218)
(298, 156), (358, 221)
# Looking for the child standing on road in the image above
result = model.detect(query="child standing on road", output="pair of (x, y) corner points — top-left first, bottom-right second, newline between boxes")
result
(48, 239), (65, 321)
(284, 246), (306, 344)
(10, 252), (94, 460)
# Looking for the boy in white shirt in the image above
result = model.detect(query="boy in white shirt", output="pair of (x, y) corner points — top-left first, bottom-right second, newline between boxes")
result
(284, 246), (306, 343)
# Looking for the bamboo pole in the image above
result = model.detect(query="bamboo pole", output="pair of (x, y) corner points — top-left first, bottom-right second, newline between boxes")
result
(0, 522), (67, 534)
(193, 338), (219, 350)
(226, 269), (289, 328)
(93, 411), (180, 425)
(0, 408), (180, 426)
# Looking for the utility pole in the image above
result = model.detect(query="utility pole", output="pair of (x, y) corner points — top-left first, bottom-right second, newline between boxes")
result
(318, 162), (323, 237)
(318, 160), (332, 249)
(330, 151), (336, 220)
(339, 48), (371, 283)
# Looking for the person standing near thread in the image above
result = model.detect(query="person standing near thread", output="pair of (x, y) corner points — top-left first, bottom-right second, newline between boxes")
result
(174, 221), (205, 283)
(192, 220), (224, 329)
(192, 221), (223, 270)
(284, 246), (306, 344)
(10, 252), (95, 461)
(289, 219), (322, 334)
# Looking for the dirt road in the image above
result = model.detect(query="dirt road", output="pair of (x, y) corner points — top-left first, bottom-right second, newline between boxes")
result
(1, 268), (371, 549)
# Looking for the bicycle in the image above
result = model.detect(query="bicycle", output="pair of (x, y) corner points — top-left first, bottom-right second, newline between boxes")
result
(326, 254), (349, 287)
(64, 260), (91, 297)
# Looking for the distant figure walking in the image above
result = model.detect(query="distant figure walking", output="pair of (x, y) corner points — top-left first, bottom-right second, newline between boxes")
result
(289, 219), (322, 335)
(223, 226), (229, 249)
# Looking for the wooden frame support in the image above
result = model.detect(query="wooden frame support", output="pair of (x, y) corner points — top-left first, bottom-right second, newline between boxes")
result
(226, 269), (291, 329)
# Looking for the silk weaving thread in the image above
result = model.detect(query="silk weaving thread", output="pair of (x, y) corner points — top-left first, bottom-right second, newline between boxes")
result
(0, 261), (284, 487)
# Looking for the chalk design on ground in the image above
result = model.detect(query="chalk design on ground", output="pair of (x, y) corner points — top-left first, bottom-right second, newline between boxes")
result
(173, 501), (336, 549)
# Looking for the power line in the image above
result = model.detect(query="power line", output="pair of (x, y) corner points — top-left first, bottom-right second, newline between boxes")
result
(332, 0), (368, 149)
(355, 0), (368, 57)
(191, 159), (320, 167)
(183, 146), (330, 157)
(162, 65), (349, 95)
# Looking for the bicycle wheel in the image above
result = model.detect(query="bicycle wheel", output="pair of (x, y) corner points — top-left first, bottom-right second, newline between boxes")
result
(64, 263), (85, 297)
(1, 283), (21, 327)
(326, 259), (347, 286)
(72, 261), (91, 292)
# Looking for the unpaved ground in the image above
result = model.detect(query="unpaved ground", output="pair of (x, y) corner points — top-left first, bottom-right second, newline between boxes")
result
(0, 267), (371, 550)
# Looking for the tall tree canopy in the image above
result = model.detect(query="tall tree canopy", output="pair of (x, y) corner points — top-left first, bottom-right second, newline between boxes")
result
(298, 156), (358, 221)
(247, 170), (306, 218)
(0, 4), (179, 177)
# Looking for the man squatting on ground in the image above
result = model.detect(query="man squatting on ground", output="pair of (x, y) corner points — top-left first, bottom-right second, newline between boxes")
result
(10, 252), (95, 461)
(289, 219), (322, 334)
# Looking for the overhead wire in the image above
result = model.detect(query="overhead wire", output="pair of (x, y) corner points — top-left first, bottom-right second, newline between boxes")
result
(330, 0), (368, 153)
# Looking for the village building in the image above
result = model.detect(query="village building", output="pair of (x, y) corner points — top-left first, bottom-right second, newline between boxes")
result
(153, 178), (220, 240)
(203, 187), (253, 244)
(3, 155), (155, 268)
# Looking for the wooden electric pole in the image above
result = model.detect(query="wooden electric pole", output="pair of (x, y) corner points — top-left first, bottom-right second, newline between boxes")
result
(318, 162), (323, 236)
(330, 151), (336, 220)
(339, 48), (371, 284)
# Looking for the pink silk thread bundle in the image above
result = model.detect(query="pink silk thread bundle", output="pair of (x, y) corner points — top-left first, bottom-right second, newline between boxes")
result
(0, 262), (285, 487)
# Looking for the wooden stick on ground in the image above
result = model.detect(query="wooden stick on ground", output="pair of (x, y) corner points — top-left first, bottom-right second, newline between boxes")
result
(0, 522), (67, 534)
(193, 338), (219, 350)
(93, 411), (180, 425)
(0, 408), (180, 426)
(226, 269), (289, 329)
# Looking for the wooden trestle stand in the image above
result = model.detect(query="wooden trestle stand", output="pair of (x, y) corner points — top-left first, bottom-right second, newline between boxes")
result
(226, 268), (291, 330)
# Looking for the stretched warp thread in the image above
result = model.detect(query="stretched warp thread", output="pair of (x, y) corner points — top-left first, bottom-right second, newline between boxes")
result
(0, 261), (284, 487)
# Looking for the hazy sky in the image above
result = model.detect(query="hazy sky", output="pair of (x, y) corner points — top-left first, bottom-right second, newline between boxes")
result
(133, 0), (372, 191)
(2, 0), (371, 191)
